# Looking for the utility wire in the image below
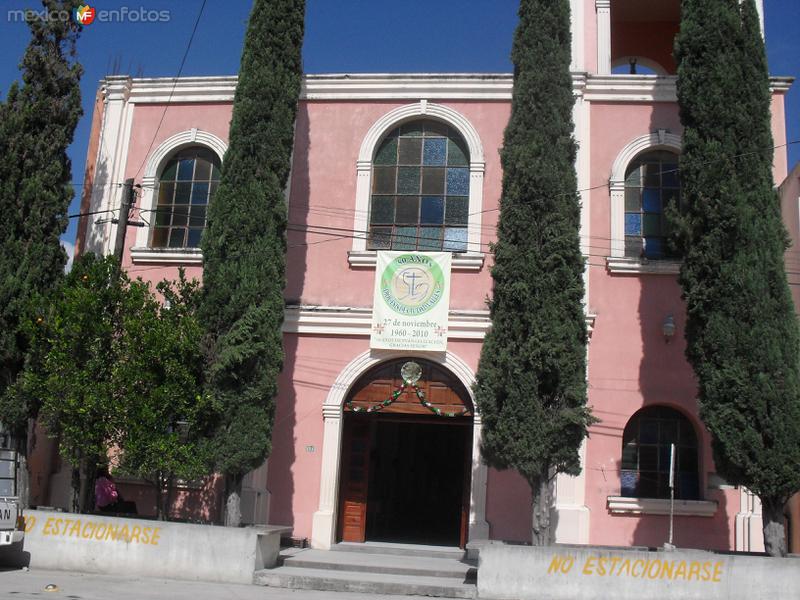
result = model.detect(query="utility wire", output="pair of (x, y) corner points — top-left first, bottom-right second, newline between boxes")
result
(70, 138), (800, 207)
(129, 0), (207, 181)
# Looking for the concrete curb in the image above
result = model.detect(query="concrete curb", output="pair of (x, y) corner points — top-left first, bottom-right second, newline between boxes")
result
(0, 509), (289, 584)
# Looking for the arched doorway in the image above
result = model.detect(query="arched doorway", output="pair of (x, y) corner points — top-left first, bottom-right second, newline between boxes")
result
(337, 358), (474, 548)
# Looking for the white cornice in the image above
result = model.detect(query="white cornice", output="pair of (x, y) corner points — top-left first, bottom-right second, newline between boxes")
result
(130, 247), (203, 265)
(282, 305), (598, 340)
(585, 75), (678, 102)
(770, 76), (794, 93)
(116, 74), (792, 104)
(303, 74), (514, 100)
(606, 257), (681, 275)
(607, 496), (718, 517)
(283, 306), (491, 339)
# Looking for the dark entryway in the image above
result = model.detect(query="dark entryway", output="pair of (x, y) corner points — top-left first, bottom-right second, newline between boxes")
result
(365, 416), (471, 546)
(337, 358), (474, 548)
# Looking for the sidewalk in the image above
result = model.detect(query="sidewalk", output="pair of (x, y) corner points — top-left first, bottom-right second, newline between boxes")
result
(0, 568), (432, 600)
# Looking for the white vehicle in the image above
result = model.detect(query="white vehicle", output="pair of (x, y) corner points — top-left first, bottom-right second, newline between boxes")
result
(0, 449), (24, 546)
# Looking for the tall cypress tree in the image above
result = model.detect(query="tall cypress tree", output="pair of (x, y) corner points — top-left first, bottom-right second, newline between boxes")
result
(0, 0), (83, 501)
(200, 0), (305, 526)
(474, 0), (593, 545)
(676, 0), (800, 556)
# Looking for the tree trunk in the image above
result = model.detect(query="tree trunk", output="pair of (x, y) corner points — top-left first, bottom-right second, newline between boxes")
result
(154, 477), (164, 521)
(762, 496), (788, 557)
(530, 471), (553, 546)
(70, 466), (80, 513)
(224, 473), (243, 527)
(163, 475), (175, 521)
(78, 458), (93, 513)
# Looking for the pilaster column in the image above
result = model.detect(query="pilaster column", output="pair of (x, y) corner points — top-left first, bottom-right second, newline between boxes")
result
(596, 0), (612, 75)
(468, 413), (490, 540)
(311, 405), (344, 549)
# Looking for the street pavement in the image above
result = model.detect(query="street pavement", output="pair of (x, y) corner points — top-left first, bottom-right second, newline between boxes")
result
(0, 568), (431, 600)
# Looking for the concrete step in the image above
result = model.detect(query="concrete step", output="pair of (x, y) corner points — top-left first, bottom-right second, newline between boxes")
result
(253, 566), (477, 598)
(333, 541), (466, 560)
(281, 548), (477, 580)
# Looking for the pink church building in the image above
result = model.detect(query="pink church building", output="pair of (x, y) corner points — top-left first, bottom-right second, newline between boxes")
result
(35, 0), (796, 552)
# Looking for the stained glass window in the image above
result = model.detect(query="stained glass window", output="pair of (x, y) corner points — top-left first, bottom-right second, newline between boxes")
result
(368, 120), (470, 252)
(620, 406), (699, 500)
(624, 151), (680, 259)
(152, 148), (220, 249)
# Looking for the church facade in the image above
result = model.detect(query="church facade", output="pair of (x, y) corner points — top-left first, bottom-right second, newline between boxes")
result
(33, 0), (797, 552)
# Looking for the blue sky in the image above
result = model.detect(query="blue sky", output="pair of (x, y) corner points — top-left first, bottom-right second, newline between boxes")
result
(0, 0), (798, 247)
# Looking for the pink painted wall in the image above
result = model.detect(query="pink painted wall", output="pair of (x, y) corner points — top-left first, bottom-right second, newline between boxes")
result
(119, 102), (234, 286)
(583, 0), (598, 74)
(284, 100), (506, 310)
(587, 101), (725, 549)
(115, 475), (223, 523)
(267, 335), (517, 542)
(780, 163), (800, 313)
(771, 93), (789, 184)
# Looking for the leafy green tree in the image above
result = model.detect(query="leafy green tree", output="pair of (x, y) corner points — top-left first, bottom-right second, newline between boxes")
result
(19, 254), (124, 512)
(675, 0), (800, 557)
(200, 0), (305, 526)
(14, 256), (215, 516)
(0, 0), (83, 503)
(473, 0), (594, 545)
(115, 272), (217, 521)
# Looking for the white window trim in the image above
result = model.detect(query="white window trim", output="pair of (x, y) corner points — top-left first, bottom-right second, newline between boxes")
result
(348, 101), (486, 271)
(607, 496), (718, 517)
(608, 131), (682, 274)
(131, 128), (227, 264)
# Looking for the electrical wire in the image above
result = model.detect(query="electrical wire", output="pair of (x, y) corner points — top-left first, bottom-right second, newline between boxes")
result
(68, 138), (800, 209)
(129, 0), (208, 181)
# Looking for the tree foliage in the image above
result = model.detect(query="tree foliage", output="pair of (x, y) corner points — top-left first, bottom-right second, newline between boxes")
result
(114, 272), (216, 520)
(13, 254), (214, 516)
(0, 1), (83, 448)
(18, 254), (126, 511)
(200, 0), (305, 525)
(675, 0), (800, 557)
(473, 0), (593, 545)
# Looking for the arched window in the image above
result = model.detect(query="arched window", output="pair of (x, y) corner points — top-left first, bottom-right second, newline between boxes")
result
(151, 147), (221, 249)
(623, 150), (680, 259)
(621, 406), (699, 500)
(611, 57), (668, 76)
(367, 119), (470, 253)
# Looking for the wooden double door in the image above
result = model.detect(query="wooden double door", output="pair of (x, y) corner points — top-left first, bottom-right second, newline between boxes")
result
(337, 359), (474, 548)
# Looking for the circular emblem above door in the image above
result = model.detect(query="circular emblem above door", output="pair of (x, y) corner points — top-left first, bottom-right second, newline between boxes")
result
(400, 361), (423, 384)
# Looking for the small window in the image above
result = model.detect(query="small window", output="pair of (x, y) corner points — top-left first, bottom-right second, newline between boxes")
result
(368, 120), (470, 253)
(151, 147), (221, 249)
(621, 406), (699, 500)
(624, 151), (680, 259)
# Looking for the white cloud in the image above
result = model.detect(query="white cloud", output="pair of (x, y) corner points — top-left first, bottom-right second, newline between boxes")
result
(62, 240), (75, 273)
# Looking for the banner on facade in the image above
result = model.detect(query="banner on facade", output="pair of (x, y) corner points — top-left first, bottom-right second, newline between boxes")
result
(370, 252), (452, 352)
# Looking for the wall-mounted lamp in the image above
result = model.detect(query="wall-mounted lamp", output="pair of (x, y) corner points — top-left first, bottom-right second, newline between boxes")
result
(662, 314), (676, 342)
